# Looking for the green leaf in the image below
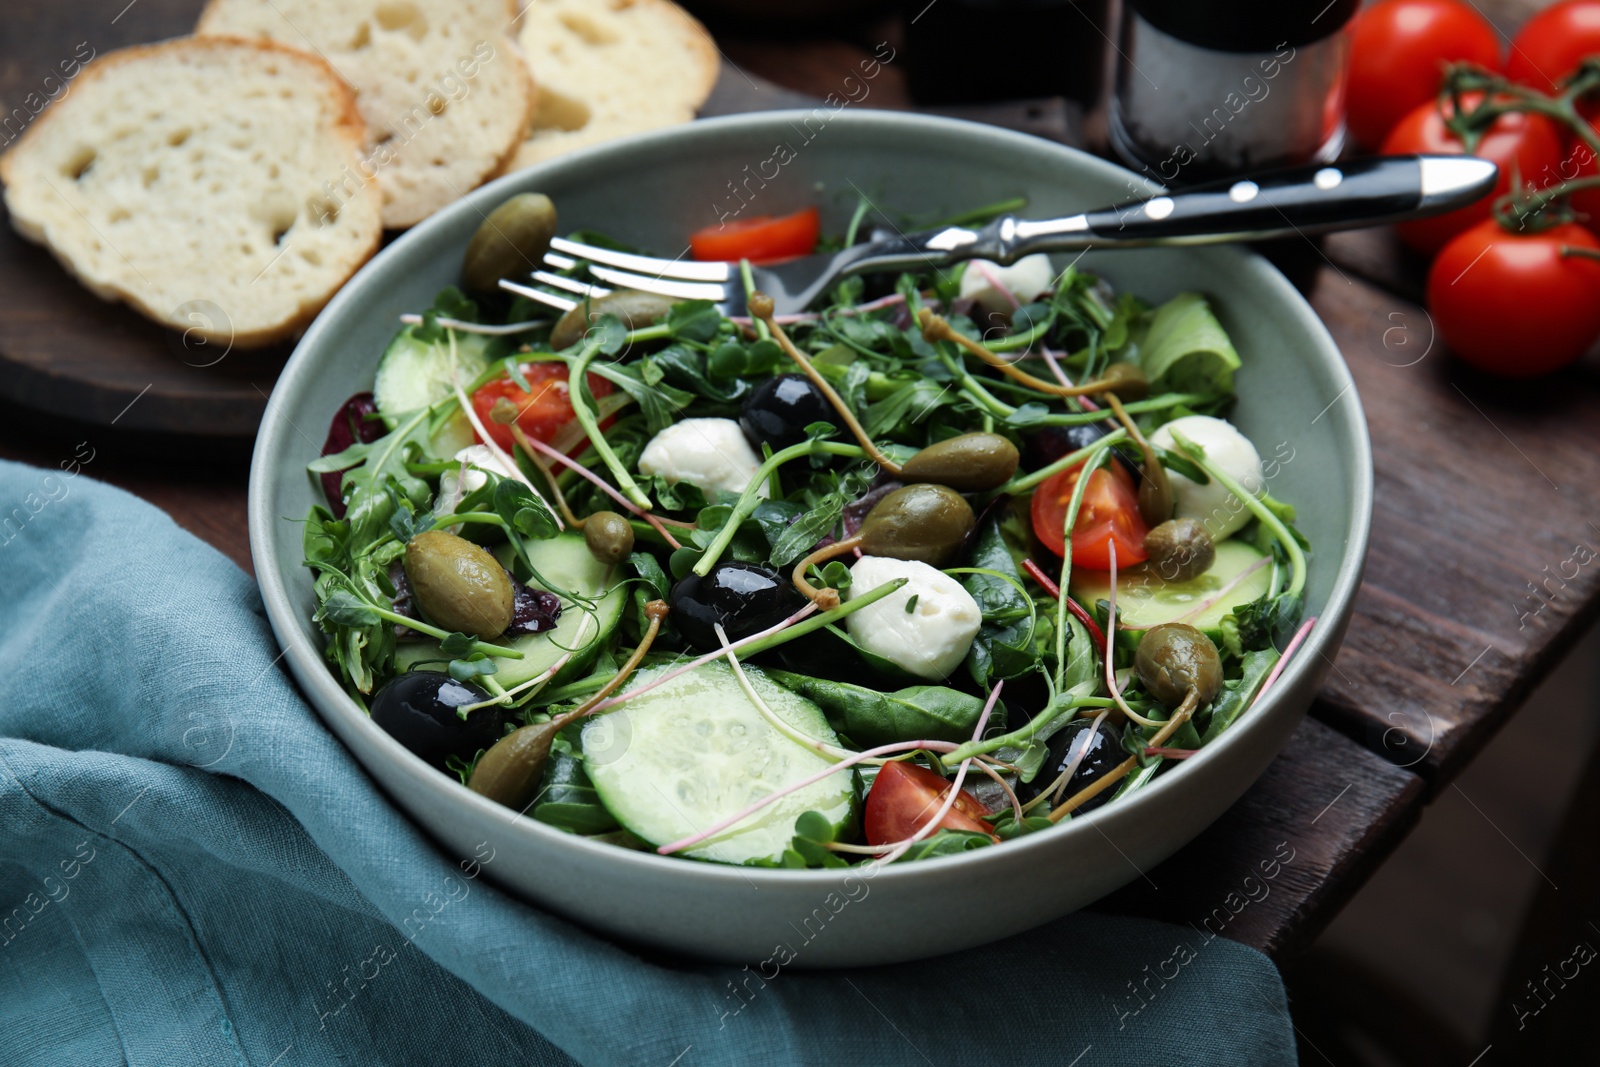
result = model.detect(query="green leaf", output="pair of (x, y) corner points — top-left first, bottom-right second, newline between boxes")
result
(1136, 292), (1241, 396)
(320, 589), (380, 628)
(667, 300), (724, 343)
(533, 732), (621, 835)
(766, 671), (986, 747)
(493, 479), (559, 540)
(1199, 648), (1279, 744)
(628, 551), (670, 600)
(767, 491), (845, 568)
(961, 518), (1041, 685)
(1227, 590), (1303, 652)
(794, 809), (836, 843)
(439, 631), (478, 657)
(895, 828), (993, 862)
(707, 338), (784, 379)
(448, 656), (499, 682)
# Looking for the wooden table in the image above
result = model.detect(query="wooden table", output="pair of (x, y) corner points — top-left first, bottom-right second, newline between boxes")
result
(2, 1), (1594, 964)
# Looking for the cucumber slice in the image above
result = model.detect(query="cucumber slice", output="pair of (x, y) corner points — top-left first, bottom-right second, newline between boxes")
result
(583, 661), (855, 865)
(394, 532), (625, 689)
(1069, 539), (1271, 631)
(373, 325), (495, 458)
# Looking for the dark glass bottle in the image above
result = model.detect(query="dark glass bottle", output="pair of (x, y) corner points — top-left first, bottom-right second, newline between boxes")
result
(904, 0), (1110, 107)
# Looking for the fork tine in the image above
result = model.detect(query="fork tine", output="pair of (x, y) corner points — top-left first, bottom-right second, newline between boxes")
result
(498, 278), (579, 312)
(582, 264), (728, 303)
(531, 270), (613, 298)
(550, 236), (733, 283)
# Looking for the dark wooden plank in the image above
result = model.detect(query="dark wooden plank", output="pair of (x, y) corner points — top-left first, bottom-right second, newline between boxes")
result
(1309, 268), (1600, 786)
(1095, 716), (1423, 960)
(0, 0), (287, 438)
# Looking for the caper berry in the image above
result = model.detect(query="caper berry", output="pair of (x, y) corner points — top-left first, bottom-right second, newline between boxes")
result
(550, 290), (677, 351)
(899, 432), (1020, 492)
(1143, 518), (1215, 583)
(462, 193), (558, 293)
(1135, 622), (1223, 708)
(468, 721), (558, 810)
(857, 483), (976, 567)
(584, 511), (635, 565)
(404, 530), (515, 638)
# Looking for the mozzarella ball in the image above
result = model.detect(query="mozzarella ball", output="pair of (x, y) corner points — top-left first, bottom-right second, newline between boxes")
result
(436, 444), (520, 514)
(845, 556), (983, 681)
(959, 254), (1057, 318)
(1149, 415), (1265, 539)
(638, 418), (768, 500)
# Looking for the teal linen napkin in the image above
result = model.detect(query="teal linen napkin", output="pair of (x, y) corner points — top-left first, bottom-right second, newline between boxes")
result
(0, 460), (1297, 1066)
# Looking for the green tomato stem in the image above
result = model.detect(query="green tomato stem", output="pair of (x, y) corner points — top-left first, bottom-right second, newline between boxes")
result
(692, 440), (867, 577)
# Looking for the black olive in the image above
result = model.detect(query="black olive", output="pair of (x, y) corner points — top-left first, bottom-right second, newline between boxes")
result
(739, 374), (843, 452)
(1026, 423), (1140, 481)
(369, 672), (512, 771)
(1015, 717), (1123, 813)
(670, 561), (805, 652)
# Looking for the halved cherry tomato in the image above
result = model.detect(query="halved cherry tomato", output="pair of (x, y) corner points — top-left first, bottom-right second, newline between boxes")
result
(1030, 460), (1149, 571)
(690, 206), (821, 264)
(1382, 92), (1566, 255)
(1345, 0), (1502, 150)
(470, 363), (614, 453)
(1427, 219), (1600, 376)
(863, 761), (997, 847)
(1505, 1), (1600, 94)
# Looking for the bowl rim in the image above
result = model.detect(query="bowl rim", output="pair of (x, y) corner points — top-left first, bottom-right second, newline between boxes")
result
(249, 108), (1373, 887)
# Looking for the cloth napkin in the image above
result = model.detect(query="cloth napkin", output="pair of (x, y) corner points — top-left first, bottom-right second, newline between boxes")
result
(0, 460), (1297, 1066)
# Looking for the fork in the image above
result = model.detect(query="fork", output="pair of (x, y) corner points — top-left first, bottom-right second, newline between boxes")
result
(499, 154), (1495, 318)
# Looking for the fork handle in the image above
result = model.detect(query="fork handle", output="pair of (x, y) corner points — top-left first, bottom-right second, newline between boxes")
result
(849, 155), (1496, 273)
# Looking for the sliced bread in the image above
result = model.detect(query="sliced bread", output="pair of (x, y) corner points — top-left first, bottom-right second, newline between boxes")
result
(197, 0), (536, 229)
(0, 36), (383, 349)
(510, 0), (719, 170)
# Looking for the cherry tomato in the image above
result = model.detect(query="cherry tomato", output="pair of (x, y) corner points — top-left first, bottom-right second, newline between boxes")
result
(1382, 93), (1565, 254)
(1505, 1), (1600, 93)
(690, 207), (820, 263)
(1427, 219), (1600, 376)
(1345, 0), (1502, 150)
(863, 761), (996, 847)
(1031, 460), (1149, 571)
(470, 363), (614, 453)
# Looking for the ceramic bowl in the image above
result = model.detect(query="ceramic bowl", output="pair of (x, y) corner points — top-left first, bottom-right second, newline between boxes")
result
(249, 110), (1371, 967)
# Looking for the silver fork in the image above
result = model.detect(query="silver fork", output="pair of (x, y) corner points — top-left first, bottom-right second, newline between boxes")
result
(499, 155), (1494, 318)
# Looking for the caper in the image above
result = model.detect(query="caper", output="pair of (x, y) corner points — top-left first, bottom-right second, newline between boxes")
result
(857, 483), (976, 567)
(584, 510), (635, 565)
(1099, 361), (1150, 401)
(550, 290), (677, 351)
(899, 432), (1021, 492)
(1138, 465), (1174, 528)
(1143, 518), (1214, 583)
(404, 530), (515, 638)
(462, 193), (559, 293)
(1135, 622), (1223, 708)
(467, 721), (558, 810)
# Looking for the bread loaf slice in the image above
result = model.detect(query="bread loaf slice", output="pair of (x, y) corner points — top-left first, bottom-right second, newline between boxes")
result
(510, 0), (719, 170)
(0, 37), (383, 349)
(198, 0), (536, 229)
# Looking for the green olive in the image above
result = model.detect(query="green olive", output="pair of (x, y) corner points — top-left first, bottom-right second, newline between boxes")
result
(857, 483), (975, 567)
(404, 530), (514, 638)
(1135, 622), (1223, 708)
(898, 432), (1020, 492)
(468, 721), (558, 810)
(550, 290), (677, 351)
(1099, 361), (1149, 401)
(1143, 518), (1214, 583)
(584, 510), (635, 565)
(462, 193), (559, 293)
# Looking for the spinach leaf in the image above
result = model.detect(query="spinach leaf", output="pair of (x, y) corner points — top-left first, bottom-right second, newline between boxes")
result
(1199, 647), (1279, 744)
(767, 492), (846, 568)
(960, 518), (1041, 686)
(646, 344), (749, 404)
(667, 300), (725, 343)
(752, 499), (805, 549)
(533, 732), (619, 836)
(766, 670), (985, 746)
(896, 828), (993, 862)
(864, 378), (948, 439)
(1136, 292), (1241, 396)
(1226, 589), (1303, 653)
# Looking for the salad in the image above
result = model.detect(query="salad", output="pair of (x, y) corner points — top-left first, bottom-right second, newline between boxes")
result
(302, 195), (1316, 868)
